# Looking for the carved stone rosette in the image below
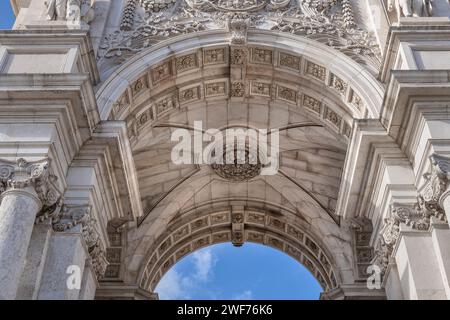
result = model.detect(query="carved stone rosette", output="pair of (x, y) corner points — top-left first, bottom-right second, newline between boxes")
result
(52, 205), (109, 279)
(211, 146), (262, 182)
(372, 154), (450, 276)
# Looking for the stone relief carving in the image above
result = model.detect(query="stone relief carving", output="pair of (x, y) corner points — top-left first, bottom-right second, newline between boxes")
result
(45, 0), (95, 25)
(139, 0), (177, 13)
(227, 12), (251, 44)
(372, 154), (450, 276)
(387, 0), (434, 20)
(350, 218), (374, 280)
(211, 146), (262, 182)
(231, 210), (245, 247)
(99, 0), (380, 72)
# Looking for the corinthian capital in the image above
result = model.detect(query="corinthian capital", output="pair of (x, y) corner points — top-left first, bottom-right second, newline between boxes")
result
(0, 158), (48, 189)
(373, 203), (428, 275)
(0, 158), (61, 208)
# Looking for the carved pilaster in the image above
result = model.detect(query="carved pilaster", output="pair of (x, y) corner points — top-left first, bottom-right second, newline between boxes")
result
(372, 154), (450, 275)
(52, 205), (109, 279)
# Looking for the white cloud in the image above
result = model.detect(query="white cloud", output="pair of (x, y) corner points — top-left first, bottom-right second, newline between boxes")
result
(155, 268), (191, 300)
(156, 248), (217, 300)
(232, 290), (253, 300)
(192, 249), (216, 282)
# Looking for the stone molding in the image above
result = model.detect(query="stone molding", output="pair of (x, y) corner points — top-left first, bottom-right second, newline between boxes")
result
(381, 23), (450, 83)
(95, 284), (159, 300)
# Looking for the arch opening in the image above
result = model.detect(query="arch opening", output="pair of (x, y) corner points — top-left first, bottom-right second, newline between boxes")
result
(155, 242), (323, 300)
(98, 30), (371, 296)
(133, 208), (341, 295)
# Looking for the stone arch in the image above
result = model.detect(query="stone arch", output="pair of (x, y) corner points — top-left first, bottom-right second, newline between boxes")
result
(138, 207), (340, 293)
(115, 164), (356, 292)
(95, 28), (382, 297)
(96, 30), (384, 122)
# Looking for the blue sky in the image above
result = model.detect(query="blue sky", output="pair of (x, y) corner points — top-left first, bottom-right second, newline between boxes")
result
(0, 2), (321, 301)
(0, 1), (14, 29)
(156, 243), (322, 300)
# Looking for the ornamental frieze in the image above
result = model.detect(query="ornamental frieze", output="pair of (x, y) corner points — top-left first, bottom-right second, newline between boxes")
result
(99, 0), (381, 72)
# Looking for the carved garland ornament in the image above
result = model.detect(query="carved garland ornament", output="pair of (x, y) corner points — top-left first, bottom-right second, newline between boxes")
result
(372, 154), (450, 275)
(99, 0), (381, 72)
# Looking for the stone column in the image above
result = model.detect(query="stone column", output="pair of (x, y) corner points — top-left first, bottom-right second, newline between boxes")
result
(0, 158), (59, 299)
